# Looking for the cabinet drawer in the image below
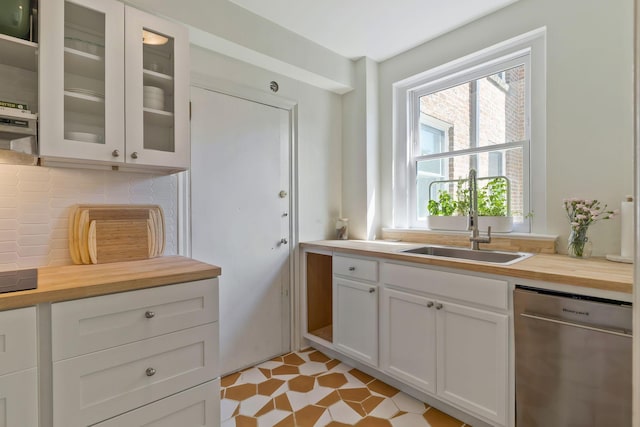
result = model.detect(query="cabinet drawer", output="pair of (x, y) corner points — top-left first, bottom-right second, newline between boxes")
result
(381, 262), (508, 310)
(0, 306), (36, 376)
(52, 278), (218, 361)
(0, 368), (38, 427)
(53, 323), (218, 427)
(93, 379), (220, 426)
(333, 255), (378, 282)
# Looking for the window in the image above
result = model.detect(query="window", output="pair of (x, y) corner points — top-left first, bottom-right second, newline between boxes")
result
(393, 29), (545, 233)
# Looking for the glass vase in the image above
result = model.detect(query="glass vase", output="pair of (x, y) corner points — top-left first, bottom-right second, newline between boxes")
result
(567, 226), (592, 259)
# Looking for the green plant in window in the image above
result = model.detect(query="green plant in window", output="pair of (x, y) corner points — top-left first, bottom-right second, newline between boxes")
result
(427, 176), (509, 217)
(478, 177), (508, 216)
(455, 179), (470, 216)
(427, 190), (457, 216)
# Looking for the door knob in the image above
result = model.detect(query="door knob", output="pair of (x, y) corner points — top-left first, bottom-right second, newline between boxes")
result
(131, 152), (138, 159)
(145, 310), (155, 319)
(279, 190), (288, 198)
(369, 287), (376, 293)
(280, 238), (288, 245)
(145, 367), (156, 377)
(435, 303), (443, 310)
(427, 301), (434, 308)
(112, 149), (120, 157)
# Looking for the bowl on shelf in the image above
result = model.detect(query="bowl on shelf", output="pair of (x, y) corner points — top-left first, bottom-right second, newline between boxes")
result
(143, 86), (165, 110)
(0, 0), (31, 40)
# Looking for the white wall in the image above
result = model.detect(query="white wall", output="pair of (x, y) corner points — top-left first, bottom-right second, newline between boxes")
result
(123, 0), (354, 94)
(378, 0), (634, 255)
(190, 46), (343, 242)
(0, 165), (178, 269)
(342, 57), (380, 240)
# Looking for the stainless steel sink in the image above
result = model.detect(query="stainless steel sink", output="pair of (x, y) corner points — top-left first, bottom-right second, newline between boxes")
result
(401, 245), (532, 265)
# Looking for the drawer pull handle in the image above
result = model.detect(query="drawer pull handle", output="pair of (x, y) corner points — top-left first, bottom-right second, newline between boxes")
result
(145, 311), (155, 319)
(435, 303), (443, 310)
(146, 367), (156, 377)
(427, 301), (434, 308)
(348, 266), (356, 271)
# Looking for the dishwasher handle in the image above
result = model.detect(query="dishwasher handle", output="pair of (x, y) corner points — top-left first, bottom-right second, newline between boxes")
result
(520, 312), (632, 338)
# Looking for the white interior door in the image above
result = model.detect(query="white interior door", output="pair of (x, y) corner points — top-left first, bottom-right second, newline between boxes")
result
(190, 86), (291, 375)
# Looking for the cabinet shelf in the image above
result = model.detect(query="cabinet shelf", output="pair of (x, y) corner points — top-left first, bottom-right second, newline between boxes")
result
(143, 69), (174, 94)
(143, 108), (174, 127)
(0, 33), (37, 71)
(64, 48), (105, 79)
(309, 325), (333, 343)
(0, 125), (36, 137)
(64, 91), (105, 115)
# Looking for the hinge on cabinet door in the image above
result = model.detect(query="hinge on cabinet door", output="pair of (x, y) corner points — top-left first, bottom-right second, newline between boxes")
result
(189, 101), (192, 121)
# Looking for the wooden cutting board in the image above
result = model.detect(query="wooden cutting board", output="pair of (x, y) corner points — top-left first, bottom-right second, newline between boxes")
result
(88, 219), (150, 263)
(69, 204), (166, 264)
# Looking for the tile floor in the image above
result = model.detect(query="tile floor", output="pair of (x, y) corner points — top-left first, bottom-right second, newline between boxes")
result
(221, 348), (470, 427)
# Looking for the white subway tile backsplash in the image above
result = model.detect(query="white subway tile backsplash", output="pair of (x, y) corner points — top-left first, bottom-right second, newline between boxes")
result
(0, 220), (19, 230)
(0, 165), (179, 270)
(0, 242), (17, 253)
(0, 231), (17, 241)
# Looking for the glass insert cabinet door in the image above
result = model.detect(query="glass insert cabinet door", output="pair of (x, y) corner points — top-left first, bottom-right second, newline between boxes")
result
(124, 6), (189, 169)
(40, 0), (125, 163)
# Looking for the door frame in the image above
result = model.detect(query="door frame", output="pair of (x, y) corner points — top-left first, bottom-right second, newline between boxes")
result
(179, 72), (299, 354)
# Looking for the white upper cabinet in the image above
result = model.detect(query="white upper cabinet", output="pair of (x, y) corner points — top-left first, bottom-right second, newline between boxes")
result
(39, 0), (189, 173)
(39, 0), (125, 164)
(125, 6), (189, 170)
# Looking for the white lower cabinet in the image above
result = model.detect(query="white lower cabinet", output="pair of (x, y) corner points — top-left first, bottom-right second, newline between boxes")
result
(53, 323), (218, 426)
(93, 380), (220, 427)
(379, 264), (509, 426)
(381, 287), (508, 424)
(52, 279), (220, 427)
(0, 306), (38, 427)
(311, 255), (511, 427)
(0, 368), (38, 427)
(333, 277), (378, 366)
(436, 301), (508, 424)
(380, 288), (436, 394)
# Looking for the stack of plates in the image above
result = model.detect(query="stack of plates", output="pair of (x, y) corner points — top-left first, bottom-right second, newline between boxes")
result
(143, 86), (164, 110)
(68, 204), (166, 265)
(66, 88), (105, 98)
(64, 132), (103, 144)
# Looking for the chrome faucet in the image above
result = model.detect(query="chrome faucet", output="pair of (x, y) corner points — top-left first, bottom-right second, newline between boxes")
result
(468, 168), (492, 250)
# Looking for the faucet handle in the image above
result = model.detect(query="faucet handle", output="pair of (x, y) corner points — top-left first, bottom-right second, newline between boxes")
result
(483, 226), (493, 244)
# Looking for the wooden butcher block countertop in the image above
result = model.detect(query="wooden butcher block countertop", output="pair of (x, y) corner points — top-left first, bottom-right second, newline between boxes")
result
(301, 240), (633, 294)
(0, 256), (221, 311)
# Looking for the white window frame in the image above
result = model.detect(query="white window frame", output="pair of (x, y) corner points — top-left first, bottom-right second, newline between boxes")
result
(412, 114), (451, 222)
(392, 28), (547, 233)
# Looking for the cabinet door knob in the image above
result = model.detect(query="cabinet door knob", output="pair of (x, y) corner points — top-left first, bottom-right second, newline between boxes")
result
(435, 303), (443, 310)
(369, 287), (376, 293)
(427, 301), (434, 308)
(112, 149), (120, 157)
(131, 152), (139, 159)
(348, 266), (356, 271)
(145, 367), (156, 377)
(145, 310), (155, 319)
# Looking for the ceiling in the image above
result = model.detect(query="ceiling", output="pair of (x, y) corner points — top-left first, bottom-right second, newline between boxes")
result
(227, 0), (518, 62)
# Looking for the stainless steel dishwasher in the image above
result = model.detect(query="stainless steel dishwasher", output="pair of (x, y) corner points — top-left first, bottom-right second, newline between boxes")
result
(514, 286), (632, 426)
